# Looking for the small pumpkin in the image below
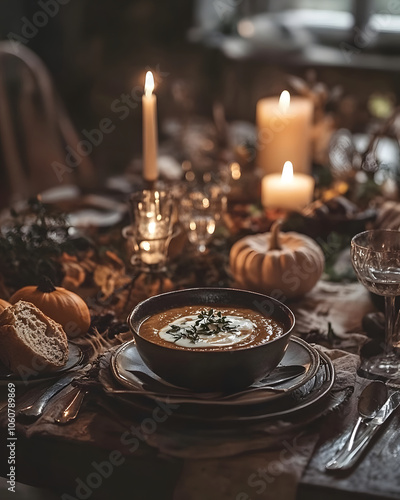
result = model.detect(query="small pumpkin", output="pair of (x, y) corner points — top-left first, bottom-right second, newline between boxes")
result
(9, 277), (91, 338)
(230, 221), (325, 299)
(0, 299), (11, 313)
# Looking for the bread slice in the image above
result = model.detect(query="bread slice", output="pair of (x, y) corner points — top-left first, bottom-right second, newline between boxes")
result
(0, 300), (69, 375)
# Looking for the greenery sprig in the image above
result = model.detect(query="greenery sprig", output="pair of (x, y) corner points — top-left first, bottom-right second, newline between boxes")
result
(166, 309), (238, 344)
(0, 198), (89, 288)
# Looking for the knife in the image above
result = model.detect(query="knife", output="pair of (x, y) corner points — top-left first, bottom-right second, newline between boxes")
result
(17, 371), (82, 422)
(326, 391), (400, 470)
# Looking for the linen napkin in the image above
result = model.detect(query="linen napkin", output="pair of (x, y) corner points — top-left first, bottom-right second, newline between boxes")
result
(291, 281), (373, 353)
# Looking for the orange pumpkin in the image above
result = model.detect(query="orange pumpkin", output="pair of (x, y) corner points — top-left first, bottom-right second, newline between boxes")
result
(0, 299), (11, 313)
(10, 278), (91, 338)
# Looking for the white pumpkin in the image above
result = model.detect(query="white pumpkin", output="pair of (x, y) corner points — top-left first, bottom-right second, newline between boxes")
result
(230, 221), (325, 299)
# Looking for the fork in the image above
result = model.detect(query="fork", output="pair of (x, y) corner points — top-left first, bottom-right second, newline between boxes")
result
(54, 386), (88, 424)
(17, 372), (80, 422)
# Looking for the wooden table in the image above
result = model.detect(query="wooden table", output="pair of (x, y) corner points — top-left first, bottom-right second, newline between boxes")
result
(0, 241), (398, 500)
(1, 384), (400, 500)
(299, 379), (400, 500)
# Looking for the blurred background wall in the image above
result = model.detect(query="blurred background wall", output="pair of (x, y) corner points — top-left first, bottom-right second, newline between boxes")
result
(0, 0), (399, 183)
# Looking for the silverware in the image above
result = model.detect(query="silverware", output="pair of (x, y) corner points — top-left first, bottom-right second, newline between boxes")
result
(213, 365), (307, 400)
(326, 390), (400, 471)
(126, 370), (190, 394)
(325, 381), (387, 467)
(17, 372), (80, 422)
(346, 381), (387, 451)
(54, 386), (88, 425)
(257, 365), (307, 386)
(126, 364), (306, 396)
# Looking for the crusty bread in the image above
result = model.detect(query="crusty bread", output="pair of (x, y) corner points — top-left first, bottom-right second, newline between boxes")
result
(0, 300), (69, 375)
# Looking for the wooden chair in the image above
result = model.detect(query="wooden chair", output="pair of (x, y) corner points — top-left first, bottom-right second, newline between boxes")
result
(0, 41), (95, 206)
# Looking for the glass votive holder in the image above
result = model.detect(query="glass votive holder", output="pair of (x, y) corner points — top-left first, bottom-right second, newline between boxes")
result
(128, 189), (175, 239)
(137, 234), (172, 270)
(122, 225), (172, 272)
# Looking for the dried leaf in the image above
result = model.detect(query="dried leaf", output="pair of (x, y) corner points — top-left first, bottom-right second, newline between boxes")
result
(61, 261), (86, 290)
(94, 265), (117, 298)
(105, 250), (124, 270)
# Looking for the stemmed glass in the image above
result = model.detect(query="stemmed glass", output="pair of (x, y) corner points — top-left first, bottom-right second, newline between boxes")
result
(351, 229), (400, 378)
(180, 186), (225, 254)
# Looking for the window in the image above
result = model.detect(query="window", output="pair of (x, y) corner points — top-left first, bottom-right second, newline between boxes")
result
(193, 0), (400, 67)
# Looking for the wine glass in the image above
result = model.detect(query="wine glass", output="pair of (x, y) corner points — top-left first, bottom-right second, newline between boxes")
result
(351, 229), (400, 378)
(180, 186), (225, 254)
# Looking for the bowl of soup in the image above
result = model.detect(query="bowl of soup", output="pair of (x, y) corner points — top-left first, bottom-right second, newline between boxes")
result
(128, 287), (295, 392)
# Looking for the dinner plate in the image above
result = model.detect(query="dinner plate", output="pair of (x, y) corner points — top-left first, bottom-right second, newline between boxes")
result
(108, 350), (334, 425)
(0, 192), (127, 230)
(110, 336), (320, 406)
(39, 191), (127, 228)
(0, 342), (83, 382)
(187, 351), (334, 422)
(65, 194), (127, 228)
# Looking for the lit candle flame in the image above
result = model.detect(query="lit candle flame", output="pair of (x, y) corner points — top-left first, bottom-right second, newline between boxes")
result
(230, 162), (241, 180)
(142, 241), (151, 251)
(202, 198), (210, 209)
(279, 90), (290, 113)
(144, 71), (154, 98)
(281, 161), (293, 182)
(148, 221), (156, 235)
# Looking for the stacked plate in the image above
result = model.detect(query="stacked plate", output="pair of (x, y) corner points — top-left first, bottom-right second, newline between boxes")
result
(0, 343), (83, 385)
(106, 336), (335, 425)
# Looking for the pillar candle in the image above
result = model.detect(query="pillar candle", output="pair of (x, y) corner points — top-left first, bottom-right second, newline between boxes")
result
(256, 91), (313, 175)
(261, 161), (314, 211)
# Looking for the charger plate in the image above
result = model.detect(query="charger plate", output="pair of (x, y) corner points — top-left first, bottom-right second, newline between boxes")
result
(110, 336), (320, 406)
(107, 350), (334, 425)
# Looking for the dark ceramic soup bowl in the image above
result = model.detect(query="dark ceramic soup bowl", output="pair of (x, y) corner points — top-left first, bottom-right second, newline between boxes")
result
(128, 287), (295, 392)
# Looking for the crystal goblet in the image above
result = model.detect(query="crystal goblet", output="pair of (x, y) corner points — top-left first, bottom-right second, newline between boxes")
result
(180, 186), (225, 254)
(351, 229), (400, 378)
